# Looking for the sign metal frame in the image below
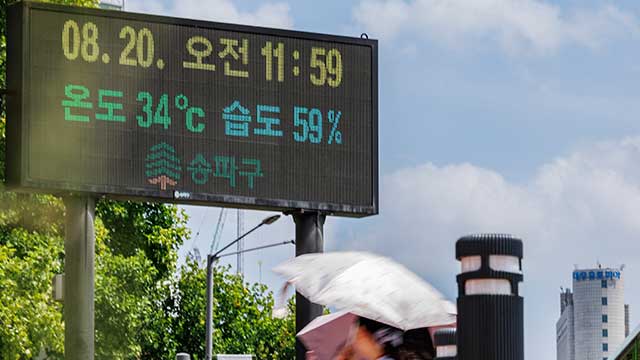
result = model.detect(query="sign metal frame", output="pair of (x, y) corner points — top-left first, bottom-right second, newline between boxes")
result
(6, 1), (379, 217)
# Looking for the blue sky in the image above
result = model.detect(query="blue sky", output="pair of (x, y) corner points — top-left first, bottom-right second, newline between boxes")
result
(125, 1), (640, 358)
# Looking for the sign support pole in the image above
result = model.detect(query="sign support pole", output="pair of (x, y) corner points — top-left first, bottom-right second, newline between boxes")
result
(63, 196), (96, 360)
(292, 211), (325, 360)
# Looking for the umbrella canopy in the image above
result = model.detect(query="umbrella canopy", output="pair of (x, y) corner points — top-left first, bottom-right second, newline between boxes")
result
(299, 311), (439, 360)
(274, 252), (456, 330)
(298, 311), (358, 360)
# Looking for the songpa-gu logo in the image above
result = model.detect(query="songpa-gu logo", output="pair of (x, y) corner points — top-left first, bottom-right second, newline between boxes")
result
(145, 142), (181, 190)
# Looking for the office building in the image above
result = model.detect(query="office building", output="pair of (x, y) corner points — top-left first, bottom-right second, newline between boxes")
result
(557, 266), (629, 360)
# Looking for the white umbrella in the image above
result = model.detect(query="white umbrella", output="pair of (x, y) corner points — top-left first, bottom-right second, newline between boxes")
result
(273, 251), (456, 331)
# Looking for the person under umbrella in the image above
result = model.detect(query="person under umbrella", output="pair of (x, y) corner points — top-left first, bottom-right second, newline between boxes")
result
(355, 317), (435, 360)
(299, 312), (437, 360)
(276, 252), (455, 359)
(274, 251), (456, 331)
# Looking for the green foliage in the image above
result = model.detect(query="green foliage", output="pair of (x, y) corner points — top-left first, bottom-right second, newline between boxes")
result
(93, 203), (189, 359)
(96, 200), (188, 280)
(0, 116), (4, 180)
(1, 0), (7, 93)
(0, 1), (295, 358)
(92, 244), (296, 360)
(0, 3), (93, 355)
(170, 260), (296, 360)
(92, 216), (179, 360)
(0, 228), (65, 359)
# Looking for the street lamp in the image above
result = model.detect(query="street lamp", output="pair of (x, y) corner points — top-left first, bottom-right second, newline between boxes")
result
(455, 233), (523, 360)
(434, 328), (457, 360)
(204, 213), (284, 360)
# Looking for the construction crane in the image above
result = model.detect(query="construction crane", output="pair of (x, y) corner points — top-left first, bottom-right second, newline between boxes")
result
(209, 208), (227, 255)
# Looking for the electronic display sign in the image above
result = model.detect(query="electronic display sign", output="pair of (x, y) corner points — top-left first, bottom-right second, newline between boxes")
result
(6, 2), (378, 217)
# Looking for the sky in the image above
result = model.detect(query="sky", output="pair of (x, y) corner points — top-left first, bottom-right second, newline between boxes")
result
(124, 0), (640, 358)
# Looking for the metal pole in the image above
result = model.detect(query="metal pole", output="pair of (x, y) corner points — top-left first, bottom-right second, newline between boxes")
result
(204, 214), (281, 359)
(292, 212), (325, 360)
(205, 240), (293, 360)
(217, 240), (295, 259)
(205, 254), (215, 360)
(63, 196), (96, 360)
(236, 209), (244, 275)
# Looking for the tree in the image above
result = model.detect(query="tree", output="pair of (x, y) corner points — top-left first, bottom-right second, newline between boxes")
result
(94, 201), (189, 359)
(96, 199), (188, 281)
(0, 9), (68, 348)
(94, 215), (180, 359)
(0, 1), (296, 358)
(169, 260), (296, 360)
(93, 199), (189, 359)
(0, 228), (65, 359)
(0, 2), (183, 357)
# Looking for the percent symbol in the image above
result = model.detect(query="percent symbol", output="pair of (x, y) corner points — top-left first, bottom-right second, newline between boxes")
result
(328, 110), (343, 144)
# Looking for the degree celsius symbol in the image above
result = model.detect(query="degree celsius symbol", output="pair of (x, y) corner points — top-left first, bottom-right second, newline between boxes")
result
(175, 94), (206, 133)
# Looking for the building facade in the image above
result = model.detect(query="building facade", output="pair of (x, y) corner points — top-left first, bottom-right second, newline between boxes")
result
(557, 266), (629, 360)
(557, 289), (575, 360)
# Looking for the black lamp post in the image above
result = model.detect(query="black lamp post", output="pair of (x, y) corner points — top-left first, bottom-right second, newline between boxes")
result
(455, 234), (524, 360)
(434, 328), (457, 360)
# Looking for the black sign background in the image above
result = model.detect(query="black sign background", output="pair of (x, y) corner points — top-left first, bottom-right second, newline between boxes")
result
(6, 2), (378, 217)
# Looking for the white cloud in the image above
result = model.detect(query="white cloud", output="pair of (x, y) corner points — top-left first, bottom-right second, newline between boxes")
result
(181, 136), (640, 358)
(127, 0), (293, 29)
(353, 0), (639, 53)
(334, 136), (640, 359)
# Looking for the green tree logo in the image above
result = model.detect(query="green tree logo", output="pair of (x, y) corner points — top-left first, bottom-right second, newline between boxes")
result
(145, 142), (181, 190)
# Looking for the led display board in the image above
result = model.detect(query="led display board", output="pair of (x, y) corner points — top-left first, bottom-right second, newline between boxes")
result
(6, 2), (378, 216)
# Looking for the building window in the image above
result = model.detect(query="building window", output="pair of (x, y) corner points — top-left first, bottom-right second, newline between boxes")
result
(602, 280), (608, 288)
(603, 343), (608, 352)
(602, 315), (608, 323)
(603, 329), (608, 337)
(602, 297), (608, 306)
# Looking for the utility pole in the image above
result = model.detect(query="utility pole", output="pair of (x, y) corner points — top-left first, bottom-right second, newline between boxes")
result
(205, 215), (282, 360)
(236, 209), (244, 275)
(292, 211), (325, 360)
(63, 197), (96, 360)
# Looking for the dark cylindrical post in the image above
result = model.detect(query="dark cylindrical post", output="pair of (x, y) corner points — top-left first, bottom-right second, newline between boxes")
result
(64, 197), (96, 360)
(455, 234), (523, 360)
(292, 212), (325, 360)
(434, 328), (457, 360)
